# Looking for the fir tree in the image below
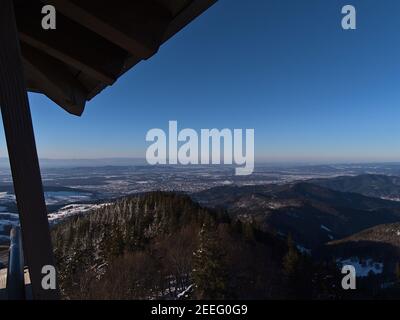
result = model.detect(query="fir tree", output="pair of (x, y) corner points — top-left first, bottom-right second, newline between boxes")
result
(395, 262), (400, 282)
(283, 234), (301, 277)
(192, 223), (227, 299)
(282, 234), (313, 299)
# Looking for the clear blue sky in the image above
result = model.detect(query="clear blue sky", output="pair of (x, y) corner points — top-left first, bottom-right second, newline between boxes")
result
(1, 0), (400, 163)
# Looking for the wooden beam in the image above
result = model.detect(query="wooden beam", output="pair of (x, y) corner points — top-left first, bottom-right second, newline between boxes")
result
(15, 2), (126, 85)
(21, 44), (88, 116)
(162, 0), (217, 42)
(0, 0), (60, 300)
(44, 0), (170, 58)
(155, 0), (191, 16)
(19, 34), (115, 85)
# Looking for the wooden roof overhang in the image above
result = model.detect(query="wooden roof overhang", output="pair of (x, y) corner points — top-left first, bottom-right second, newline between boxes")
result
(14, 0), (217, 115)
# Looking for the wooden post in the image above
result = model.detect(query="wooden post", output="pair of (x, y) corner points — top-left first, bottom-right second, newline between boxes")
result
(0, 0), (60, 299)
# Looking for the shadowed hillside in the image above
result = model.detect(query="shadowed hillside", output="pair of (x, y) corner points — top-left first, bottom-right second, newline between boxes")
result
(193, 182), (400, 250)
(310, 174), (400, 201)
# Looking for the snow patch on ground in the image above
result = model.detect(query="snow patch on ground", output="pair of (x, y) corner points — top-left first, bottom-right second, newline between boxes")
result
(177, 284), (193, 299)
(0, 235), (10, 242)
(337, 257), (383, 277)
(320, 224), (332, 232)
(0, 192), (15, 202)
(44, 191), (92, 205)
(0, 203), (109, 242)
(0, 190), (94, 206)
(296, 244), (311, 255)
(48, 203), (111, 224)
(0, 213), (20, 233)
(221, 180), (233, 185)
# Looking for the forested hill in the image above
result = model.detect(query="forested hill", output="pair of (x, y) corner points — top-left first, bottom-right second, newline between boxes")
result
(52, 192), (341, 300)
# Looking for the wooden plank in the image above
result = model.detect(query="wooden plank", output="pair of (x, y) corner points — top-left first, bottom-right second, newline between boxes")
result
(0, 0), (60, 300)
(45, 0), (169, 58)
(155, 0), (190, 16)
(19, 34), (115, 85)
(15, 2), (126, 85)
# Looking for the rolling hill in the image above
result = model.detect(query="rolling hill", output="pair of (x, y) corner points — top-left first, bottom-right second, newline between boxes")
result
(193, 181), (400, 250)
(310, 174), (400, 201)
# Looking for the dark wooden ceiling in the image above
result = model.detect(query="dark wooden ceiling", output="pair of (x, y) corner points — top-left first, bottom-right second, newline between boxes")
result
(13, 0), (216, 115)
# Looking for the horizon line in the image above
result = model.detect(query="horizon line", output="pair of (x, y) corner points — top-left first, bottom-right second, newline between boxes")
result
(0, 157), (400, 167)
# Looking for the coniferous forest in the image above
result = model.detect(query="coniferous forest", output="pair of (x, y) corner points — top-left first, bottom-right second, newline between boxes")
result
(52, 192), (347, 300)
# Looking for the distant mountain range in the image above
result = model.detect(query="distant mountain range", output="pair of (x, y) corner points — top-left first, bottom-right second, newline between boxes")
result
(310, 174), (400, 200)
(193, 181), (400, 250)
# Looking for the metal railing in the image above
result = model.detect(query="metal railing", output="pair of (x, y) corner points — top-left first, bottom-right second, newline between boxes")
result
(6, 227), (25, 300)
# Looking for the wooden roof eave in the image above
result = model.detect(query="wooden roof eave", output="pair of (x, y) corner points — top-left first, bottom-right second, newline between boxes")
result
(14, 0), (217, 116)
